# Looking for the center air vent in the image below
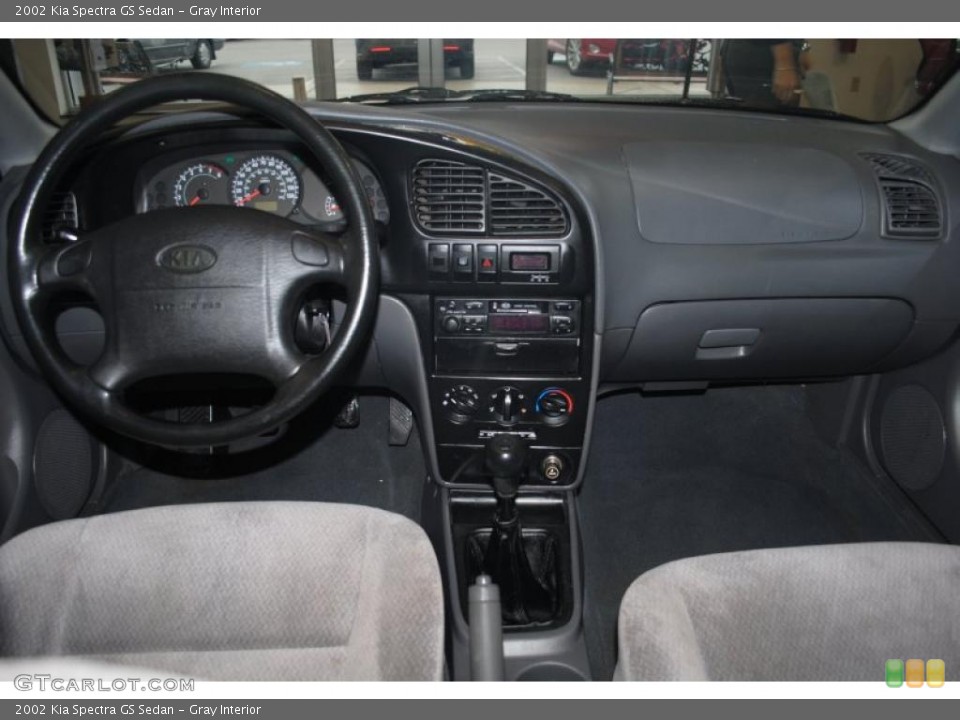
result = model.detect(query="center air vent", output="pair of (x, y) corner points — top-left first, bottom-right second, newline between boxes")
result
(412, 159), (569, 237)
(42, 191), (79, 243)
(489, 173), (567, 236)
(860, 153), (942, 238)
(412, 160), (486, 233)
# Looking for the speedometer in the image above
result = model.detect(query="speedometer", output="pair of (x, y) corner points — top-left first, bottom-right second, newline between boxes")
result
(230, 154), (302, 216)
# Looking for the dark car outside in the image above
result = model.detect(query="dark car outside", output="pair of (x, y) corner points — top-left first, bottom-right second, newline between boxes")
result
(133, 38), (225, 70)
(356, 39), (474, 80)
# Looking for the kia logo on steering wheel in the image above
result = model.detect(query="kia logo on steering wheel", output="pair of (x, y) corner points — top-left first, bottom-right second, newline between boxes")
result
(157, 244), (218, 274)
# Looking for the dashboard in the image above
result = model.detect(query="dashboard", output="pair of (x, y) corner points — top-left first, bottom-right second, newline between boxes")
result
(3, 100), (960, 492)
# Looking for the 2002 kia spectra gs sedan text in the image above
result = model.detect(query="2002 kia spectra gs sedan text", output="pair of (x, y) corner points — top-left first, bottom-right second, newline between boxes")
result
(0, 38), (958, 682)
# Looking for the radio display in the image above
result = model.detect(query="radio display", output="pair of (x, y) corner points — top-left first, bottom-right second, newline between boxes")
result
(509, 252), (551, 272)
(488, 313), (550, 334)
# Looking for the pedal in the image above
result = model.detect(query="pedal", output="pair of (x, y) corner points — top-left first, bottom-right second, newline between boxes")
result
(334, 395), (360, 429)
(389, 397), (414, 446)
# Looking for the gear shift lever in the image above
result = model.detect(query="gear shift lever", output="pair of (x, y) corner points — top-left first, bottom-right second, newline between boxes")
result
(486, 434), (526, 522)
(478, 435), (557, 625)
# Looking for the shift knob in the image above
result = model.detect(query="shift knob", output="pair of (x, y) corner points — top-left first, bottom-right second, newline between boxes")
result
(485, 434), (527, 498)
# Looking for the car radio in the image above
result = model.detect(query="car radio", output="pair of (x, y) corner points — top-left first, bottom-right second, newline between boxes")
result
(434, 298), (581, 375)
(435, 298), (578, 337)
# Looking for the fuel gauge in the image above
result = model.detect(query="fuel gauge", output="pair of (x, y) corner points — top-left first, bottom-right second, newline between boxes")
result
(323, 195), (342, 219)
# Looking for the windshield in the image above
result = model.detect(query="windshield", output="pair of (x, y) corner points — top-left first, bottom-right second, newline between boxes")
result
(29, 38), (960, 121)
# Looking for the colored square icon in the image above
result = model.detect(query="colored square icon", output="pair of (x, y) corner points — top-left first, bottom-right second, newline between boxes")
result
(906, 658), (925, 687)
(885, 659), (904, 687)
(926, 659), (945, 688)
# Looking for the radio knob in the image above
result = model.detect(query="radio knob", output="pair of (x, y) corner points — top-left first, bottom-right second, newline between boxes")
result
(490, 386), (525, 426)
(442, 315), (461, 333)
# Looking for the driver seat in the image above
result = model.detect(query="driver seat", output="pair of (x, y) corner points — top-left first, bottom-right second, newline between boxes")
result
(0, 501), (445, 681)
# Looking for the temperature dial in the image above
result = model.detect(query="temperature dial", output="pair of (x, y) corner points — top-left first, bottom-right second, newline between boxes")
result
(442, 385), (480, 424)
(536, 387), (574, 426)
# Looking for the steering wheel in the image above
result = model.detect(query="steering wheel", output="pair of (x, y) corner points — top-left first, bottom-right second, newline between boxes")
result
(9, 74), (379, 448)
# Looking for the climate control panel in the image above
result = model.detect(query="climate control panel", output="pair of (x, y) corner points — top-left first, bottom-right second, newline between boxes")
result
(441, 384), (575, 428)
(430, 376), (586, 487)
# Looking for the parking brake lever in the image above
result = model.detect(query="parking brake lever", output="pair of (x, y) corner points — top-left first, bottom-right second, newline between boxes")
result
(468, 574), (505, 681)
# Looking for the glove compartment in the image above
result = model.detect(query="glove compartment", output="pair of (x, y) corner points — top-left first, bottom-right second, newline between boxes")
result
(610, 298), (914, 381)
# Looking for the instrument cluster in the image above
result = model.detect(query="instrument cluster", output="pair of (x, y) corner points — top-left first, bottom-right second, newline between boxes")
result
(138, 149), (389, 226)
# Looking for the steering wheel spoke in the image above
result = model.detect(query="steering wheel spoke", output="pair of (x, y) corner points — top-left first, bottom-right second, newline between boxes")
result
(285, 229), (348, 287)
(35, 239), (100, 299)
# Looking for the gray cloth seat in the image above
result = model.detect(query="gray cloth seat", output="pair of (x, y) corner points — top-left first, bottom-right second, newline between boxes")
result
(614, 542), (960, 681)
(0, 501), (444, 681)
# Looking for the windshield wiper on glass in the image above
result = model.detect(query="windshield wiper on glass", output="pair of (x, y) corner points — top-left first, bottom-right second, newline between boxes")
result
(675, 95), (861, 121)
(338, 86), (582, 105)
(458, 89), (582, 103)
(337, 86), (463, 104)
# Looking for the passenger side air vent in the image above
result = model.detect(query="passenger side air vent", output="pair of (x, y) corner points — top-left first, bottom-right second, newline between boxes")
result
(881, 181), (942, 237)
(489, 173), (567, 236)
(860, 153), (942, 238)
(42, 191), (79, 243)
(412, 160), (486, 233)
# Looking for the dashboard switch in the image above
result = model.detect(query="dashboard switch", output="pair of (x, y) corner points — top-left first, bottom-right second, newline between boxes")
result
(453, 243), (474, 280)
(428, 243), (450, 279)
(477, 244), (498, 282)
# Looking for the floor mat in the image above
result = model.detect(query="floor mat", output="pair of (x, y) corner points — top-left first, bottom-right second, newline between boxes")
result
(100, 395), (426, 522)
(578, 385), (941, 681)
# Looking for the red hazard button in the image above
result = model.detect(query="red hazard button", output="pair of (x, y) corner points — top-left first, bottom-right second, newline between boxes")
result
(477, 244), (498, 281)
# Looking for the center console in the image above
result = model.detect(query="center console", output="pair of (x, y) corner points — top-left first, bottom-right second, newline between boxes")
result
(415, 194), (594, 680)
(364, 138), (595, 680)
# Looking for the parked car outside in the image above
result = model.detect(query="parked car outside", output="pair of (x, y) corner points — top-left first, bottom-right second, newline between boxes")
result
(132, 38), (225, 70)
(355, 39), (475, 80)
(548, 38), (710, 76)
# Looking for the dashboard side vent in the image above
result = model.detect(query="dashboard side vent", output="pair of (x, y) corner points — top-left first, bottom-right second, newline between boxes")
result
(861, 153), (933, 183)
(881, 181), (942, 237)
(42, 191), (79, 243)
(489, 173), (568, 236)
(860, 153), (942, 238)
(412, 160), (486, 233)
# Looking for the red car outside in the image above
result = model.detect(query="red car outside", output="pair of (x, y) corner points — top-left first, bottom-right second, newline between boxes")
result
(547, 39), (710, 76)
(547, 39), (616, 75)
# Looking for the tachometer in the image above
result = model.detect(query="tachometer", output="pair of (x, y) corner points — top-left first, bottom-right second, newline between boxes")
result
(230, 154), (302, 216)
(173, 162), (229, 207)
